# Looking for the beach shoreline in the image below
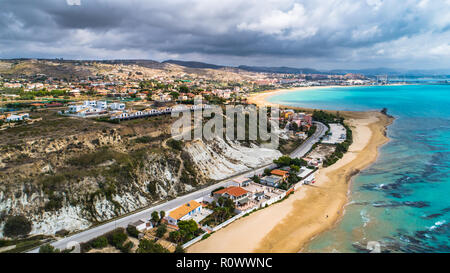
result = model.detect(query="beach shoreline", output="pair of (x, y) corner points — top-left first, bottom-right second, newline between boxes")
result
(188, 87), (394, 253)
(246, 83), (409, 108)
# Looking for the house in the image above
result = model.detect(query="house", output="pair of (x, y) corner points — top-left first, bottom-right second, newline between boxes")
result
(213, 186), (250, 206)
(110, 111), (129, 119)
(270, 169), (289, 181)
(128, 219), (152, 232)
(166, 200), (202, 226)
(254, 191), (265, 201)
(296, 131), (307, 139)
(260, 175), (283, 187)
(68, 104), (84, 113)
(109, 102), (126, 110)
(283, 110), (295, 119)
(6, 113), (29, 122)
(304, 114), (313, 125)
(69, 89), (81, 97)
(84, 100), (98, 108)
(18, 113), (30, 119)
(97, 101), (108, 109)
(232, 177), (251, 187)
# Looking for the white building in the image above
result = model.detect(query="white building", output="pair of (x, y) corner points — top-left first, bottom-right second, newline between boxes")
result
(108, 102), (126, 111)
(65, 100), (111, 117)
(128, 219), (152, 232)
(165, 200), (202, 226)
(6, 113), (29, 122)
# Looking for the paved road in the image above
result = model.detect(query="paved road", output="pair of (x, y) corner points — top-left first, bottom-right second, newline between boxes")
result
(291, 121), (327, 158)
(28, 121), (327, 252)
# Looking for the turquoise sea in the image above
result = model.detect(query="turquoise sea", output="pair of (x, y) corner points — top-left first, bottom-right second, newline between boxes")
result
(268, 85), (450, 253)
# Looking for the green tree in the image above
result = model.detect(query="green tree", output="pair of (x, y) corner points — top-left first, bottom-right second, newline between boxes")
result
(151, 211), (160, 223)
(217, 196), (225, 207)
(169, 231), (182, 244)
(177, 220), (198, 234)
(170, 91), (180, 99)
(179, 85), (189, 93)
(107, 229), (127, 248)
(156, 224), (167, 238)
(290, 164), (300, 173)
(273, 155), (292, 167)
(4, 215), (32, 238)
(251, 175), (260, 184)
(119, 241), (134, 253)
(126, 225), (140, 238)
(91, 236), (108, 249)
(159, 211), (166, 221)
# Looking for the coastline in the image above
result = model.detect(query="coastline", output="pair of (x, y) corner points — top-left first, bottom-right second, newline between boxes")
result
(188, 87), (394, 253)
(246, 84), (409, 108)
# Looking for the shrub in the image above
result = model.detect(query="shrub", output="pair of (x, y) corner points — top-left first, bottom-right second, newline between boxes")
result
(156, 224), (167, 238)
(167, 139), (183, 151)
(136, 239), (169, 253)
(91, 236), (108, 249)
(39, 244), (60, 253)
(126, 225), (140, 238)
(147, 182), (157, 196)
(106, 228), (127, 248)
(134, 136), (153, 143)
(119, 241), (134, 253)
(3, 215), (32, 238)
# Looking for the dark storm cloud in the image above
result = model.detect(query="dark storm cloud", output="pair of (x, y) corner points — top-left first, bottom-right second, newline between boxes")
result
(0, 0), (449, 69)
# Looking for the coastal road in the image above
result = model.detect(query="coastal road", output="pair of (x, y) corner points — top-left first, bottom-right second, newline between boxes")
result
(28, 121), (327, 253)
(291, 121), (327, 158)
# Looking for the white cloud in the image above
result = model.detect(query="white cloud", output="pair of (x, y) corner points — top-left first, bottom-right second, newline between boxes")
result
(352, 25), (380, 41)
(366, 0), (383, 11)
(1, 0), (450, 69)
(430, 44), (450, 56)
(237, 3), (313, 39)
(66, 0), (81, 6)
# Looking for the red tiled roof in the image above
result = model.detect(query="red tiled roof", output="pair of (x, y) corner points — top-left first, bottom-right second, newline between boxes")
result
(271, 169), (289, 177)
(214, 186), (248, 197)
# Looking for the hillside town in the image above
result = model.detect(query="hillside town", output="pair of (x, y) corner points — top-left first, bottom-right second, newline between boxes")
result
(0, 59), (376, 129)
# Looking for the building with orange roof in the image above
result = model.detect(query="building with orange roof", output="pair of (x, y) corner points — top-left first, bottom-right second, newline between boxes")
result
(270, 169), (289, 181)
(213, 186), (250, 206)
(166, 200), (202, 226)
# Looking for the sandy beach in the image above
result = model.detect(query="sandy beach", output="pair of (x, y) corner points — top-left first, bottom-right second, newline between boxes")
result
(188, 88), (393, 253)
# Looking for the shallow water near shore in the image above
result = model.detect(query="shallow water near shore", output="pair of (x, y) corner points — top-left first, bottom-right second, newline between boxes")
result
(268, 85), (450, 253)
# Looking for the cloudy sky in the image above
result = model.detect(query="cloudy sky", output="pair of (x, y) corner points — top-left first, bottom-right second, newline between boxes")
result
(1, 0), (449, 69)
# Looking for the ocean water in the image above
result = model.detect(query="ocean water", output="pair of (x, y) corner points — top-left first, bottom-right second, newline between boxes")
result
(268, 85), (450, 253)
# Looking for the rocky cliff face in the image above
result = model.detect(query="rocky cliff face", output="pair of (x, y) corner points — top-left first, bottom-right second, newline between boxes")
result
(0, 121), (282, 237)
(186, 137), (282, 180)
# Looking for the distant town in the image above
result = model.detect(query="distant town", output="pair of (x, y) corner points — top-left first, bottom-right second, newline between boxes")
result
(0, 58), (392, 129)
